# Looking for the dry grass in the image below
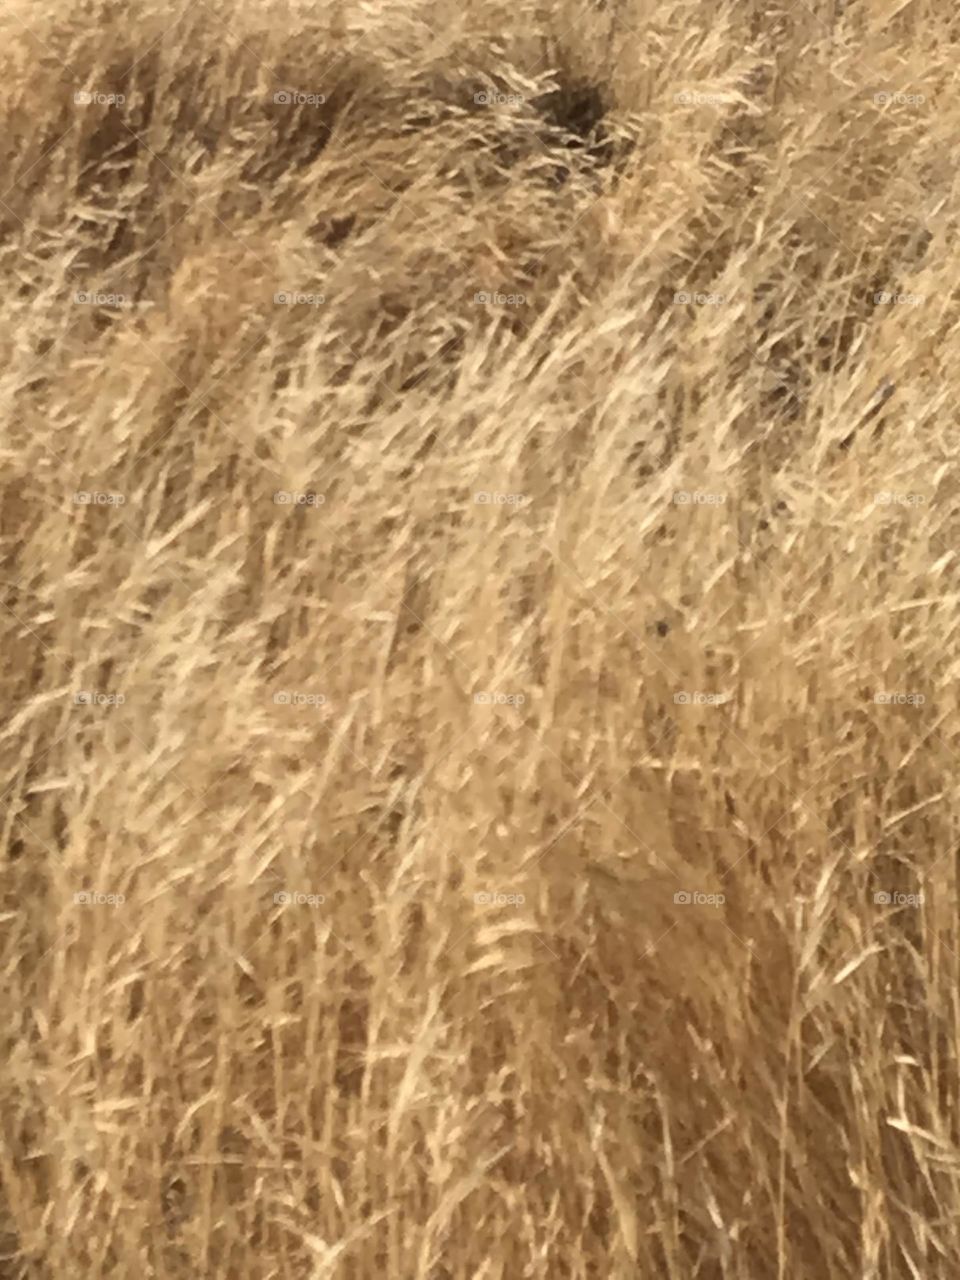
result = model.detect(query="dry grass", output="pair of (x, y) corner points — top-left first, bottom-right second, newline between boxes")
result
(2, 0), (960, 1275)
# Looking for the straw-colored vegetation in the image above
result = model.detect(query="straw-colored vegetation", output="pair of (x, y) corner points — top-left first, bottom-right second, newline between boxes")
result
(2, 0), (960, 1275)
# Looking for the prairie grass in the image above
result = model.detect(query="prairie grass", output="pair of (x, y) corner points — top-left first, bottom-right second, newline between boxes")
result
(2, 0), (960, 1275)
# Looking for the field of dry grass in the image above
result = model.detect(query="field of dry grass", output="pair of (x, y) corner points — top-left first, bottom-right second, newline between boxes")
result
(2, 0), (960, 1275)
